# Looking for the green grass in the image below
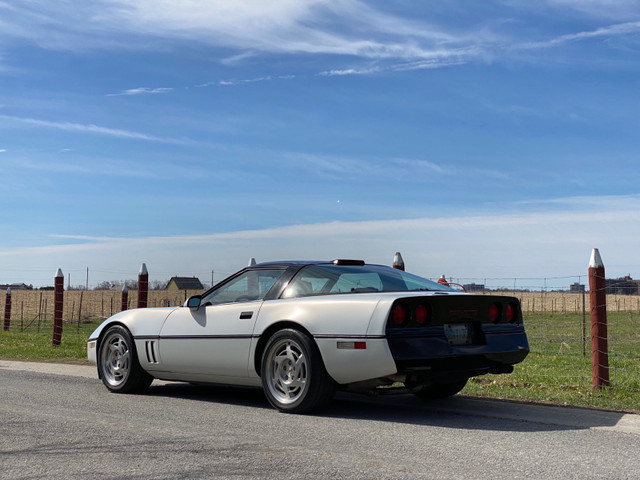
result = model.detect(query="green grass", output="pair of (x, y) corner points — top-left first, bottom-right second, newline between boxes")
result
(0, 320), (98, 364)
(464, 311), (640, 413)
(1, 312), (639, 413)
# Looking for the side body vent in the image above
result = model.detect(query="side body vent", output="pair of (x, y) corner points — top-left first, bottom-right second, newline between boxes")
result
(145, 340), (159, 364)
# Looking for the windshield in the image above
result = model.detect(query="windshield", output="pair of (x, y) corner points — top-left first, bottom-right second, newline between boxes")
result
(201, 269), (285, 305)
(281, 264), (453, 298)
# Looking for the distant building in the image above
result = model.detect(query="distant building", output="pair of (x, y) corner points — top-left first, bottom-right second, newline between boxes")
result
(605, 276), (640, 295)
(463, 283), (485, 293)
(570, 283), (585, 293)
(0, 283), (31, 291)
(166, 277), (204, 291)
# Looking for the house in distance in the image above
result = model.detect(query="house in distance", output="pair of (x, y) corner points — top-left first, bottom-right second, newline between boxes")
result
(0, 283), (31, 291)
(166, 276), (204, 291)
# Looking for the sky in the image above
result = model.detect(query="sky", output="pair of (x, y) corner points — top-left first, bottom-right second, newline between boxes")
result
(0, 0), (639, 289)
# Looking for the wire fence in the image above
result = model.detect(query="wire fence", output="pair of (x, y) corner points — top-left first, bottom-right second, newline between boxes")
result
(1, 289), (202, 330)
(2, 280), (639, 399)
(3, 274), (640, 322)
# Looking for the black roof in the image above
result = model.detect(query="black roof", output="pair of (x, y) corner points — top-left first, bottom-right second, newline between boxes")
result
(253, 260), (366, 268)
(253, 260), (324, 268)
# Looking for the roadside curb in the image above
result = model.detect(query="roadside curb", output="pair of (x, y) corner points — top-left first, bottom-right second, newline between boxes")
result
(0, 360), (97, 379)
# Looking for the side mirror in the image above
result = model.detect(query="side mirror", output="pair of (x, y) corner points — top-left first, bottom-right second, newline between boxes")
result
(186, 296), (202, 310)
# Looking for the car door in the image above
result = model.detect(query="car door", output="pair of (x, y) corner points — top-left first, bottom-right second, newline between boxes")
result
(157, 268), (285, 379)
(158, 301), (261, 378)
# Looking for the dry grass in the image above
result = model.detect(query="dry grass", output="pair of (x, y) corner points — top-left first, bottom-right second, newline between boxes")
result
(1, 289), (204, 326)
(489, 291), (640, 314)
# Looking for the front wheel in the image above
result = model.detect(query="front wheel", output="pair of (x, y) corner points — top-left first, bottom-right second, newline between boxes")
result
(261, 329), (335, 413)
(98, 325), (152, 393)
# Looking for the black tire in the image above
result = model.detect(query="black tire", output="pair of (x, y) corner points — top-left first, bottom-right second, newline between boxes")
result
(413, 378), (468, 400)
(98, 325), (153, 393)
(261, 329), (335, 413)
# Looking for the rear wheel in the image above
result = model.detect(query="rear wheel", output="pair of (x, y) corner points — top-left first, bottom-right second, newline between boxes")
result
(261, 329), (335, 413)
(413, 378), (468, 400)
(98, 325), (152, 393)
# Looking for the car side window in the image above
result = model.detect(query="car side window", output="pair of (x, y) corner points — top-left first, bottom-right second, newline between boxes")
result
(283, 267), (383, 298)
(201, 269), (284, 305)
(330, 273), (382, 293)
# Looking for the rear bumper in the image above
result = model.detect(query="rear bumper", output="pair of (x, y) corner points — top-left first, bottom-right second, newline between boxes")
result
(387, 325), (529, 379)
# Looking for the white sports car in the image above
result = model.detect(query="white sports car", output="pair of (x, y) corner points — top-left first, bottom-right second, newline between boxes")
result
(87, 260), (529, 413)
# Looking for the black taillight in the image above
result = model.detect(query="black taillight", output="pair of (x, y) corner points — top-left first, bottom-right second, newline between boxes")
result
(415, 303), (429, 325)
(393, 303), (409, 326)
(489, 302), (502, 323)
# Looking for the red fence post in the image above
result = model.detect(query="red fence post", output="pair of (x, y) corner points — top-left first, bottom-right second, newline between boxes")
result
(3, 287), (11, 331)
(52, 268), (64, 346)
(588, 248), (609, 389)
(121, 284), (128, 312)
(392, 252), (405, 271)
(137, 263), (148, 309)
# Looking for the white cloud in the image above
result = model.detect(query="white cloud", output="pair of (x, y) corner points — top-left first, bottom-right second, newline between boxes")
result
(0, 0), (471, 64)
(100, 0), (458, 59)
(3, 0), (636, 77)
(317, 68), (373, 76)
(9, 156), (174, 179)
(1, 195), (638, 287)
(277, 152), (507, 181)
(543, 0), (640, 21)
(0, 114), (191, 144)
(521, 21), (640, 49)
(107, 87), (173, 96)
(216, 75), (296, 86)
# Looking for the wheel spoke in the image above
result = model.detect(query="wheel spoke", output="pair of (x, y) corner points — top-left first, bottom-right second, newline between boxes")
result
(293, 353), (305, 371)
(120, 350), (130, 369)
(284, 344), (296, 362)
(273, 352), (288, 370)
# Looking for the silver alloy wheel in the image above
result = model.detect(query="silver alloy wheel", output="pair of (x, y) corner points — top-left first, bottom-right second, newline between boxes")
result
(264, 337), (308, 405)
(100, 330), (131, 388)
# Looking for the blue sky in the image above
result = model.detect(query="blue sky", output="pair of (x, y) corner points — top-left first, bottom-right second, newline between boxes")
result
(0, 0), (639, 288)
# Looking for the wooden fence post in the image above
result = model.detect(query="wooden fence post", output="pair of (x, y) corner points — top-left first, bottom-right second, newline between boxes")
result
(137, 263), (148, 309)
(588, 248), (609, 389)
(52, 268), (64, 346)
(3, 287), (11, 331)
(121, 284), (128, 312)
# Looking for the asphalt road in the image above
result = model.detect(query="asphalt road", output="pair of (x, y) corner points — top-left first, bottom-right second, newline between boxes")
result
(1, 361), (639, 480)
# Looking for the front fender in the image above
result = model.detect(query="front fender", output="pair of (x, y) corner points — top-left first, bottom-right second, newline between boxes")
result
(87, 307), (178, 364)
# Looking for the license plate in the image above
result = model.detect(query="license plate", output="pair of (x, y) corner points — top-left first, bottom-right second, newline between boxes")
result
(444, 323), (472, 345)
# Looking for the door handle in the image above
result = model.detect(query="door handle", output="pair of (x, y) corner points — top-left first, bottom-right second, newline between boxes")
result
(239, 311), (253, 319)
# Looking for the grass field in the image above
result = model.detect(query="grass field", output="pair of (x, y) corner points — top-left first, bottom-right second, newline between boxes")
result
(0, 321), (96, 364)
(464, 311), (640, 413)
(1, 311), (638, 413)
